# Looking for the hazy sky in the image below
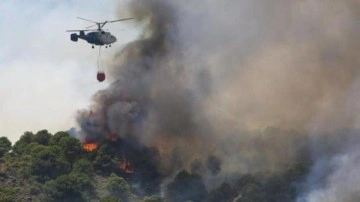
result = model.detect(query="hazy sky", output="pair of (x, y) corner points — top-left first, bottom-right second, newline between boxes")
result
(0, 0), (138, 143)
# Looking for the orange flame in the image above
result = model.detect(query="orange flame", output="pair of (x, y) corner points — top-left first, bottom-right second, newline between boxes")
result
(83, 143), (98, 152)
(119, 159), (134, 174)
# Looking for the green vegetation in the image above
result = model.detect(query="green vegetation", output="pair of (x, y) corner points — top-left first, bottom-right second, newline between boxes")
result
(0, 186), (17, 202)
(167, 170), (207, 202)
(0, 130), (310, 202)
(143, 195), (163, 202)
(0, 137), (12, 158)
(106, 173), (131, 202)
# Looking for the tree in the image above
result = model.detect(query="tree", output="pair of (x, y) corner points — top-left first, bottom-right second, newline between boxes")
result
(30, 146), (71, 182)
(59, 136), (83, 166)
(123, 140), (162, 195)
(207, 183), (236, 202)
(167, 170), (207, 202)
(93, 144), (117, 175)
(33, 130), (52, 145)
(25, 142), (47, 156)
(50, 131), (70, 146)
(234, 174), (261, 192)
(106, 173), (131, 202)
(100, 195), (123, 202)
(12, 132), (33, 154)
(0, 187), (18, 202)
(235, 183), (265, 202)
(284, 162), (309, 185)
(263, 175), (293, 202)
(143, 195), (163, 202)
(73, 159), (94, 177)
(41, 173), (93, 202)
(0, 137), (12, 158)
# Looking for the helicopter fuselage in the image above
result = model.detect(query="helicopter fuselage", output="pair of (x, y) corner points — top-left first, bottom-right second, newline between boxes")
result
(71, 31), (117, 46)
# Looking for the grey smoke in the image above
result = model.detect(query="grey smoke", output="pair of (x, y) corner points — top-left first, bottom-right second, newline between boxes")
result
(76, 0), (360, 200)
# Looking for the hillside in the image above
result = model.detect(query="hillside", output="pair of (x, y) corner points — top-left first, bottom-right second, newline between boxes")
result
(0, 130), (310, 202)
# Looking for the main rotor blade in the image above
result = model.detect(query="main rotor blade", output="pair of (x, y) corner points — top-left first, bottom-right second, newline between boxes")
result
(108, 18), (134, 23)
(86, 24), (97, 29)
(66, 29), (97, 32)
(77, 17), (99, 24)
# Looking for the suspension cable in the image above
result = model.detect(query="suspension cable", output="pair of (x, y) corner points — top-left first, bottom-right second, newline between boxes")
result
(97, 45), (102, 70)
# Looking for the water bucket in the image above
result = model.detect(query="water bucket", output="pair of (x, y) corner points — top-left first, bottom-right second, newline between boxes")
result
(97, 72), (105, 82)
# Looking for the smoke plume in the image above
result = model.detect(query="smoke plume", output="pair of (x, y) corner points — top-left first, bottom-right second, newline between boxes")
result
(76, 0), (360, 200)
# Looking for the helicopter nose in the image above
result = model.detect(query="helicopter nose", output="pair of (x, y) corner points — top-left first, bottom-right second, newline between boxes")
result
(113, 36), (117, 42)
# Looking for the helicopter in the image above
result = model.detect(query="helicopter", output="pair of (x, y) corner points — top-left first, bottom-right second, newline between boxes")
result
(66, 17), (133, 49)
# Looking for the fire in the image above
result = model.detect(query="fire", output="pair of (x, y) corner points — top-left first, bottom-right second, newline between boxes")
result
(83, 143), (98, 152)
(119, 159), (134, 174)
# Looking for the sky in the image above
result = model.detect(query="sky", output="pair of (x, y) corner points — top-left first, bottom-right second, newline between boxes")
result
(0, 0), (139, 143)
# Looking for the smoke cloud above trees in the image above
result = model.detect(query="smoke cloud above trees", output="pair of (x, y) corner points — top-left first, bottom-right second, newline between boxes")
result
(76, 0), (360, 201)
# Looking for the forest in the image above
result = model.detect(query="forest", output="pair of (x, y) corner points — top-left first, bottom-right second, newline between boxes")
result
(0, 130), (310, 202)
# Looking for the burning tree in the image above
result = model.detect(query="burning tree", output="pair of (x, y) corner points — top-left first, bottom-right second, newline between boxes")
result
(83, 143), (98, 152)
(79, 136), (162, 195)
